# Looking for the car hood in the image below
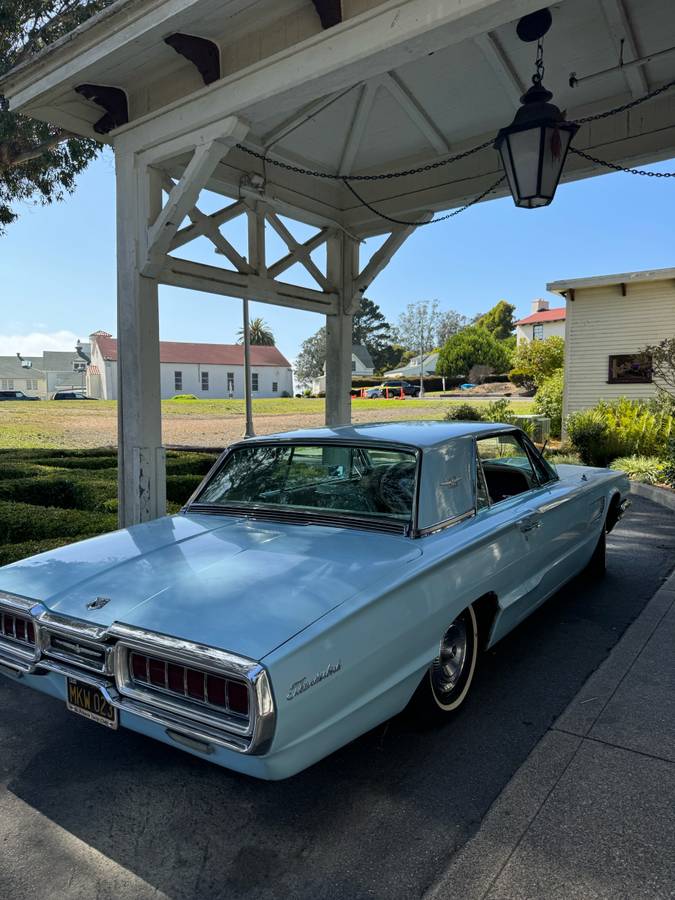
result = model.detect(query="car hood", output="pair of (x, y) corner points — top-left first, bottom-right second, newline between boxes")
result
(0, 513), (421, 660)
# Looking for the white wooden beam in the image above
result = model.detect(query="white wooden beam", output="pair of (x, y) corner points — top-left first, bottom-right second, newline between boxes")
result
(169, 199), (245, 251)
(262, 89), (350, 148)
(356, 213), (433, 294)
(600, 0), (648, 98)
(338, 80), (379, 175)
(381, 72), (450, 155)
(325, 231), (358, 425)
(159, 258), (338, 314)
(474, 31), (524, 108)
(265, 210), (334, 291)
(268, 226), (334, 279)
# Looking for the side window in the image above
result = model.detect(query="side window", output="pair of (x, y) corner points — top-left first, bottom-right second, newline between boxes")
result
(522, 434), (558, 485)
(476, 433), (538, 504)
(475, 450), (490, 510)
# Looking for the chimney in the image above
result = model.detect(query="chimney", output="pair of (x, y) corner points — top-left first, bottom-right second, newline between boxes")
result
(531, 298), (549, 314)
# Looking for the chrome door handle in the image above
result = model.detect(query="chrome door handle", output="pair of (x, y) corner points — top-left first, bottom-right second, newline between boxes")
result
(517, 517), (542, 532)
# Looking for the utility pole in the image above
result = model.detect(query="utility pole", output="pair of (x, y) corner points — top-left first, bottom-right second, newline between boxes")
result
(242, 297), (255, 438)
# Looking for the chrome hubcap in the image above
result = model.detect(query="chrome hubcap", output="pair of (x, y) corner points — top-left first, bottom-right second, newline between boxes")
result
(433, 619), (468, 695)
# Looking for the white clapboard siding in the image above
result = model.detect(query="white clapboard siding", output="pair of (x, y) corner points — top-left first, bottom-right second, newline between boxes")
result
(564, 279), (675, 418)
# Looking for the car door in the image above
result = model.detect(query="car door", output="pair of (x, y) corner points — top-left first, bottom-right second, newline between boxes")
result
(476, 430), (582, 637)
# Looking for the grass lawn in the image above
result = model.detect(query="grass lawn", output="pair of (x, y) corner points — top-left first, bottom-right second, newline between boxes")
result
(0, 396), (534, 449)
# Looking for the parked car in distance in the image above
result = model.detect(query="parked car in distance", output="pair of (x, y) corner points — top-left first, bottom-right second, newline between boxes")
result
(367, 380), (420, 398)
(51, 390), (97, 400)
(0, 390), (39, 401)
(0, 421), (630, 780)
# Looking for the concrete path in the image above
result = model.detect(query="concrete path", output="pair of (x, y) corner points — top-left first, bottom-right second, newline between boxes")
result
(427, 568), (675, 900)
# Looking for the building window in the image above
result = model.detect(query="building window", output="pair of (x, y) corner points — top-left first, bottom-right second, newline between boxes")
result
(174, 371), (182, 391)
(1, 379), (14, 390)
(532, 324), (544, 340)
(25, 379), (38, 391)
(251, 373), (259, 392)
(227, 372), (234, 393)
(352, 359), (356, 372)
(201, 371), (209, 391)
(607, 353), (652, 385)
(272, 381), (278, 393)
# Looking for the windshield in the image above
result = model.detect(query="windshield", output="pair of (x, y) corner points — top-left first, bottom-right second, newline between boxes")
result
(193, 443), (418, 523)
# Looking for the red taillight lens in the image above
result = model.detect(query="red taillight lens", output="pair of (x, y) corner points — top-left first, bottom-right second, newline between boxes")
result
(0, 612), (36, 645)
(186, 668), (205, 700)
(1, 613), (10, 635)
(131, 652), (148, 681)
(167, 663), (184, 693)
(207, 674), (227, 707)
(15, 619), (26, 642)
(148, 657), (166, 687)
(26, 622), (36, 644)
(227, 680), (249, 716)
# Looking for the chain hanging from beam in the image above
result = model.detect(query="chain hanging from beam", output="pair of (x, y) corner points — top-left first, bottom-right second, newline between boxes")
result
(235, 75), (675, 225)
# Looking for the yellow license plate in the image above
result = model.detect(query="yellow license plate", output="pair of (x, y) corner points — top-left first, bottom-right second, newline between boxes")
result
(66, 678), (118, 730)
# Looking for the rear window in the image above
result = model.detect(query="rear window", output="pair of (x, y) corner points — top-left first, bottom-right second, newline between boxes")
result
(194, 443), (418, 523)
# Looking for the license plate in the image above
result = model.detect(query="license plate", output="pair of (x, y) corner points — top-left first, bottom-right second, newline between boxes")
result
(66, 678), (118, 730)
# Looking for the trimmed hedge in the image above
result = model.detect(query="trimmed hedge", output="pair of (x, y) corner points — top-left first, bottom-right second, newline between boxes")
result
(0, 501), (117, 544)
(167, 474), (204, 503)
(0, 475), (117, 511)
(0, 538), (75, 567)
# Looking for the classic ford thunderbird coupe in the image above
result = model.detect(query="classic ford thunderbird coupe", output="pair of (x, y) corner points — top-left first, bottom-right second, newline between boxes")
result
(0, 422), (629, 780)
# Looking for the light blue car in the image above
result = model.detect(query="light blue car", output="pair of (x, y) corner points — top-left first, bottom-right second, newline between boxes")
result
(0, 422), (630, 780)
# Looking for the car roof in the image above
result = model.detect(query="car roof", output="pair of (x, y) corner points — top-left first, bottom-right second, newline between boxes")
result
(240, 420), (515, 449)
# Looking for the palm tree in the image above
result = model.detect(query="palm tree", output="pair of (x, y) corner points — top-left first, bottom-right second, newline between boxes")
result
(237, 317), (275, 346)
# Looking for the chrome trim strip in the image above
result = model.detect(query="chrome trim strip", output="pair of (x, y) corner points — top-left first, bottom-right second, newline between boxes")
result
(416, 508), (476, 537)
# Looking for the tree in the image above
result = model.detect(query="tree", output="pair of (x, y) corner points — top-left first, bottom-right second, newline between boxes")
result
(1, 1), (111, 233)
(437, 326), (512, 378)
(437, 309), (469, 346)
(511, 336), (564, 388)
(475, 300), (516, 340)
(394, 299), (441, 396)
(294, 327), (326, 385)
(642, 338), (675, 399)
(237, 317), (275, 346)
(352, 296), (398, 374)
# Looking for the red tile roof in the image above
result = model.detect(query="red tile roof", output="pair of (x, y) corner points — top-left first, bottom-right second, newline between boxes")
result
(94, 334), (291, 368)
(515, 307), (566, 326)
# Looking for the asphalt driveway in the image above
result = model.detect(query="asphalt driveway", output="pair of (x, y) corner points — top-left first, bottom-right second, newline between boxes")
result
(1, 494), (674, 900)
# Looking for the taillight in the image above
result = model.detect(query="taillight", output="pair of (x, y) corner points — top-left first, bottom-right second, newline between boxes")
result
(1, 611), (37, 647)
(129, 651), (249, 717)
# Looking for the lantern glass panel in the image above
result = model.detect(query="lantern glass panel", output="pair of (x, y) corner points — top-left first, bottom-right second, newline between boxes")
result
(540, 125), (573, 199)
(508, 127), (543, 200)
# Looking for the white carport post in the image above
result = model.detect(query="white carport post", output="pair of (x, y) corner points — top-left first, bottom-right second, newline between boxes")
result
(115, 152), (165, 528)
(114, 116), (248, 526)
(325, 231), (358, 426)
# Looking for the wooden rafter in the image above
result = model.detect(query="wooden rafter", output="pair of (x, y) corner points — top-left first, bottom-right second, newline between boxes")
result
(380, 72), (450, 155)
(600, 0), (648, 98)
(338, 81), (379, 175)
(474, 31), (524, 108)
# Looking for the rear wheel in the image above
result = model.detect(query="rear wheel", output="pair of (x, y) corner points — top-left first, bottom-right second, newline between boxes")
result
(585, 527), (606, 578)
(412, 605), (478, 721)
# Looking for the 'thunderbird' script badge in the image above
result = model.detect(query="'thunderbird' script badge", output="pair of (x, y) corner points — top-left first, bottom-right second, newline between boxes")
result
(287, 661), (342, 700)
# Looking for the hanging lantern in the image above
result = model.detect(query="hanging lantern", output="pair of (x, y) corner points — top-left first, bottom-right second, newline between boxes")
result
(495, 10), (578, 208)
(495, 81), (578, 208)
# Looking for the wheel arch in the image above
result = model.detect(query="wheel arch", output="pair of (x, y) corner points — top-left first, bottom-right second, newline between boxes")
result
(472, 591), (500, 650)
(606, 490), (623, 533)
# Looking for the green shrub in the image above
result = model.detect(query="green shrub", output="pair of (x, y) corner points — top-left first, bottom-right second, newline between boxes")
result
(547, 452), (583, 466)
(171, 394), (198, 401)
(567, 398), (674, 466)
(444, 403), (485, 422)
(610, 456), (664, 484)
(166, 452), (218, 476)
(0, 538), (74, 567)
(511, 337), (564, 388)
(0, 501), (116, 544)
(508, 369), (532, 389)
(27, 455), (117, 470)
(166, 474), (204, 504)
(534, 370), (564, 438)
(661, 436), (675, 488)
(0, 475), (117, 511)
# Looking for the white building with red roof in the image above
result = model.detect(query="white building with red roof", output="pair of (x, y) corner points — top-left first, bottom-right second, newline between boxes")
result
(515, 300), (566, 345)
(87, 332), (292, 400)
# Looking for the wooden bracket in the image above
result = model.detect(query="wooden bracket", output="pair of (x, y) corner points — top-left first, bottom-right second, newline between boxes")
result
(311, 0), (342, 29)
(164, 34), (221, 85)
(74, 84), (128, 134)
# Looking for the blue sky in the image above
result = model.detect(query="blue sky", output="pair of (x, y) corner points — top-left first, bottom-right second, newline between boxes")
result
(1, 147), (674, 363)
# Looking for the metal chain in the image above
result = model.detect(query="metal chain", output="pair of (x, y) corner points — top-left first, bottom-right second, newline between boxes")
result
(235, 137), (495, 182)
(571, 76), (675, 125)
(533, 38), (545, 85)
(342, 175), (506, 227)
(570, 146), (675, 177)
